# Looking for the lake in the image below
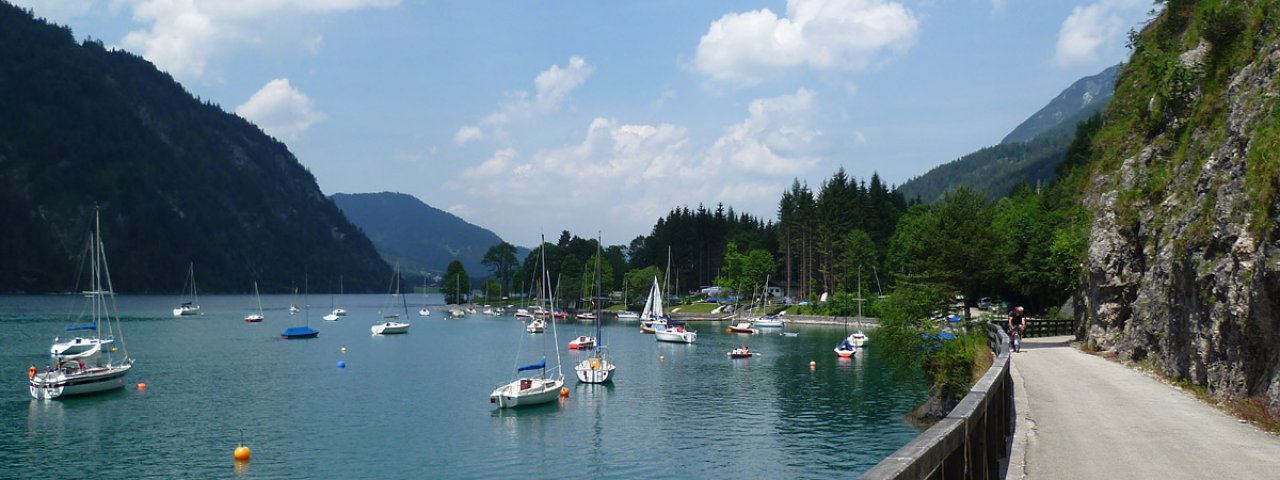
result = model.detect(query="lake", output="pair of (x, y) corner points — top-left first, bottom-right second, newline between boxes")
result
(0, 294), (927, 478)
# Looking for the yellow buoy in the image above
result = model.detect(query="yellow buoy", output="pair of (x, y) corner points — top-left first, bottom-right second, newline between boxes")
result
(340, 346), (347, 353)
(136, 383), (147, 390)
(559, 386), (570, 398)
(235, 429), (251, 461)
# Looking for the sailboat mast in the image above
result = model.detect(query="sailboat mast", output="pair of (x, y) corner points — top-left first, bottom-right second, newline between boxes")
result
(594, 233), (603, 349)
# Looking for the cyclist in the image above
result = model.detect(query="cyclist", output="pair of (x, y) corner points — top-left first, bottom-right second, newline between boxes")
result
(1009, 306), (1027, 352)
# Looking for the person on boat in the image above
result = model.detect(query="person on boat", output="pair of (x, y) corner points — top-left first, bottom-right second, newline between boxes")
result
(1009, 306), (1027, 337)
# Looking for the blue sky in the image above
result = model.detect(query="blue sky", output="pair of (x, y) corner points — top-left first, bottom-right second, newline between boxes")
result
(21, 0), (1154, 247)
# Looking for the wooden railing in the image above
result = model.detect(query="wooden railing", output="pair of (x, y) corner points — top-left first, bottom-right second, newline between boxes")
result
(860, 322), (1013, 480)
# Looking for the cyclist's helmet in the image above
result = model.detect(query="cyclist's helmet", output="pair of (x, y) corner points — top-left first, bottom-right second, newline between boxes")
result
(1015, 306), (1024, 314)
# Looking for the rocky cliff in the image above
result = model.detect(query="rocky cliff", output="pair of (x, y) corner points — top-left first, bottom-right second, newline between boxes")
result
(1077, 1), (1280, 407)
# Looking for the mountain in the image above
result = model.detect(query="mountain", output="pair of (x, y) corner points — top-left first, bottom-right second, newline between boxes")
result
(1000, 64), (1120, 144)
(331, 192), (521, 279)
(0, 2), (391, 293)
(1074, 2), (1280, 407)
(896, 65), (1120, 203)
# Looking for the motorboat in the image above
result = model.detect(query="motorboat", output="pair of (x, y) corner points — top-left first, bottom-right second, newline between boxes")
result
(372, 320), (410, 335)
(526, 318), (546, 333)
(31, 211), (133, 400)
(727, 322), (756, 334)
(616, 310), (639, 320)
(514, 308), (533, 319)
(752, 315), (784, 328)
(567, 336), (595, 350)
(848, 331), (869, 347)
(576, 312), (597, 321)
(654, 324), (697, 344)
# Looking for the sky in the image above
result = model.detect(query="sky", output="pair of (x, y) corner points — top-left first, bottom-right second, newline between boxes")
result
(18, 0), (1155, 248)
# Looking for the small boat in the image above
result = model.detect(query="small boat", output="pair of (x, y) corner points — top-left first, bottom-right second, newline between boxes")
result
(834, 337), (857, 358)
(332, 275), (348, 317)
(418, 307), (431, 317)
(514, 308), (533, 319)
(526, 318), (546, 333)
(728, 346), (756, 359)
(727, 322), (756, 334)
(848, 331), (869, 347)
(448, 308), (466, 318)
(616, 310), (639, 321)
(323, 312), (340, 321)
(30, 211), (134, 400)
(654, 322), (697, 344)
(576, 311), (597, 321)
(780, 332), (799, 337)
(282, 276), (319, 339)
(244, 281), (265, 323)
(576, 240), (616, 384)
(172, 262), (201, 317)
(752, 315), (784, 328)
(491, 236), (564, 409)
(568, 335), (595, 350)
(371, 264), (411, 335)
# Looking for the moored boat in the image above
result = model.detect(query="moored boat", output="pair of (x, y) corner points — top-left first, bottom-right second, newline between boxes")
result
(245, 281), (265, 323)
(371, 264), (411, 335)
(172, 262), (201, 316)
(568, 335), (595, 350)
(727, 322), (756, 334)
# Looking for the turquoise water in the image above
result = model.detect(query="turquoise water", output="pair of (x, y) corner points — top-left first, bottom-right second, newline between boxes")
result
(0, 294), (927, 478)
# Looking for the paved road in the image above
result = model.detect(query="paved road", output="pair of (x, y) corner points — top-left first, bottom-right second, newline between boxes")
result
(1006, 335), (1280, 480)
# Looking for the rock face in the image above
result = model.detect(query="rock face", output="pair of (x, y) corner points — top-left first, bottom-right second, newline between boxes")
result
(1077, 3), (1280, 408)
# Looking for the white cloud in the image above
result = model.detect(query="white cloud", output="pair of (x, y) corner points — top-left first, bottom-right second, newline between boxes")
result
(693, 0), (919, 86)
(452, 89), (824, 244)
(235, 78), (326, 140)
(481, 56), (594, 126)
(991, 0), (1008, 14)
(1052, 0), (1144, 68)
(454, 125), (484, 145)
(706, 88), (822, 176)
(116, 0), (398, 79)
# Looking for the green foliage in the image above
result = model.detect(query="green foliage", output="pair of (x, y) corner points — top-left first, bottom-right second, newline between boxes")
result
(715, 242), (775, 299)
(442, 260), (469, 304)
(557, 255), (583, 306)
(0, 5), (391, 293)
(628, 203), (776, 294)
(481, 242), (519, 295)
(623, 266), (664, 309)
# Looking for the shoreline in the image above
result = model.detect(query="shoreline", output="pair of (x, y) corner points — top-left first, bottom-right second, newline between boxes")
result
(666, 312), (880, 328)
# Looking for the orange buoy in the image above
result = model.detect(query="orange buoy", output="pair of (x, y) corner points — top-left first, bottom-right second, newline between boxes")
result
(559, 386), (570, 398)
(809, 360), (816, 369)
(235, 429), (251, 461)
(136, 383), (147, 390)
(28, 365), (36, 379)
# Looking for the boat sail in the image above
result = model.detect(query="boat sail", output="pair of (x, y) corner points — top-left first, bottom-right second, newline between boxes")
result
(172, 262), (201, 316)
(30, 210), (134, 400)
(245, 281), (265, 323)
(372, 264), (411, 335)
(491, 235), (565, 408)
(418, 272), (431, 316)
(575, 234), (616, 383)
(638, 277), (666, 333)
(332, 274), (348, 318)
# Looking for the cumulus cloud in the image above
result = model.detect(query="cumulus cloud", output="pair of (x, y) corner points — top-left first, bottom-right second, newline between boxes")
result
(235, 78), (326, 140)
(115, 0), (398, 79)
(453, 89), (824, 242)
(693, 0), (919, 86)
(1053, 0), (1145, 68)
(454, 125), (484, 145)
(480, 56), (594, 127)
(706, 88), (822, 176)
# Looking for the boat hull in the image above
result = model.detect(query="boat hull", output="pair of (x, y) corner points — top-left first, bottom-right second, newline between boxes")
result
(654, 330), (697, 343)
(371, 322), (411, 335)
(244, 315), (264, 323)
(574, 358), (616, 384)
(752, 317), (784, 328)
(490, 377), (564, 408)
(30, 362), (132, 400)
(834, 347), (857, 358)
(172, 306), (199, 317)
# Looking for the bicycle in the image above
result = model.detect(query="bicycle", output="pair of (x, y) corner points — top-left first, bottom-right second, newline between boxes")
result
(1011, 324), (1023, 353)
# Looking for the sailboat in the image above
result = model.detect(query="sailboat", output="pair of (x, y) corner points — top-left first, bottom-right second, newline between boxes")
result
(575, 235), (615, 383)
(172, 261), (201, 316)
(289, 285), (300, 314)
(332, 275), (348, 317)
(372, 265), (411, 335)
(616, 278), (639, 320)
(30, 209), (134, 400)
(639, 277), (666, 334)
(418, 272), (431, 316)
(835, 272), (865, 357)
(281, 276), (319, 339)
(490, 235), (565, 408)
(244, 281), (265, 323)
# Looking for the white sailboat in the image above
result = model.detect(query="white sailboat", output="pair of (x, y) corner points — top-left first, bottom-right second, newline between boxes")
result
(418, 272), (431, 316)
(372, 265), (411, 335)
(172, 261), (200, 316)
(575, 235), (615, 383)
(31, 210), (133, 400)
(491, 235), (565, 408)
(332, 275), (348, 317)
(244, 281), (265, 323)
(639, 276), (667, 333)
(650, 277), (696, 344)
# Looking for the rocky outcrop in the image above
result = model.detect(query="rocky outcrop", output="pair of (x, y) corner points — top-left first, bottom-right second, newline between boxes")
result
(1077, 5), (1280, 409)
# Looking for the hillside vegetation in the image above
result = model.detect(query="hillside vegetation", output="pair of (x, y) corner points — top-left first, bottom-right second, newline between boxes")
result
(0, 3), (390, 293)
